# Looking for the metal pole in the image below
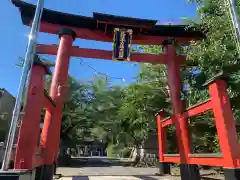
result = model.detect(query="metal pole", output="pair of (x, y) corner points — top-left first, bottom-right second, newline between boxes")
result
(224, 0), (240, 56)
(1, 0), (44, 171)
(229, 0), (240, 37)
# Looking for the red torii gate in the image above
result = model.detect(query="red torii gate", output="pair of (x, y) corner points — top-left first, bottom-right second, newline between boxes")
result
(3, 0), (239, 180)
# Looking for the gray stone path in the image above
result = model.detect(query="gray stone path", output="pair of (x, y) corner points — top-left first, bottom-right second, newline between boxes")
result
(54, 157), (223, 180)
(58, 176), (173, 180)
(56, 166), (179, 180)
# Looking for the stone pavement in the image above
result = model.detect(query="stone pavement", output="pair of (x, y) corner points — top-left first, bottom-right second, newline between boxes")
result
(58, 176), (174, 180)
(55, 166), (179, 180)
(54, 157), (223, 180)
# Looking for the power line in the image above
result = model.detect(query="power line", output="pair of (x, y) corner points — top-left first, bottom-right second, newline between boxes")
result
(79, 59), (138, 82)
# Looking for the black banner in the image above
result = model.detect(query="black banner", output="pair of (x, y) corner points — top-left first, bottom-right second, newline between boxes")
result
(113, 28), (132, 61)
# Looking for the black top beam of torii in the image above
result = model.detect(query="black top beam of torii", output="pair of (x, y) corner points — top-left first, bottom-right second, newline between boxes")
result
(12, 0), (204, 41)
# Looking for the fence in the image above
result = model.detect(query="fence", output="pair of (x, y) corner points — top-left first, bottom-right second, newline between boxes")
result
(156, 72), (240, 180)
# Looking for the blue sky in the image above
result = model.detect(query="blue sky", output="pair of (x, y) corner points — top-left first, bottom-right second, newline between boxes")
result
(0, 0), (197, 96)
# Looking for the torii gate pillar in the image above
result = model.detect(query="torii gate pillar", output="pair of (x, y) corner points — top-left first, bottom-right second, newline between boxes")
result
(163, 39), (201, 180)
(40, 28), (76, 178)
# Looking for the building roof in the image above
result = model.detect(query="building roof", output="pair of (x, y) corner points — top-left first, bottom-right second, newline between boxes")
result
(12, 0), (205, 39)
(0, 88), (15, 100)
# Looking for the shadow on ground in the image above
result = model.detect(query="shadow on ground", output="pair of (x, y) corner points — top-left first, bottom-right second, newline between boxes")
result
(201, 177), (222, 180)
(69, 175), (162, 180)
(134, 175), (164, 180)
(58, 157), (133, 168)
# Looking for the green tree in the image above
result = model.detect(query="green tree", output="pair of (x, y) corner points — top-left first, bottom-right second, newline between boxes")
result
(87, 78), (124, 145)
(186, 0), (240, 150)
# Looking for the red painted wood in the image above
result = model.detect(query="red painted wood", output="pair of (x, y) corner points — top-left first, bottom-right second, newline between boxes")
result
(163, 156), (180, 163)
(34, 153), (43, 168)
(40, 34), (74, 164)
(165, 45), (191, 164)
(188, 157), (224, 166)
(163, 155), (224, 166)
(156, 114), (163, 162)
(161, 100), (212, 127)
(43, 95), (55, 113)
(36, 44), (187, 64)
(156, 112), (168, 162)
(161, 117), (173, 127)
(38, 22), (193, 45)
(183, 100), (212, 118)
(236, 158), (240, 167)
(209, 80), (240, 168)
(14, 64), (46, 169)
(32, 146), (45, 168)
